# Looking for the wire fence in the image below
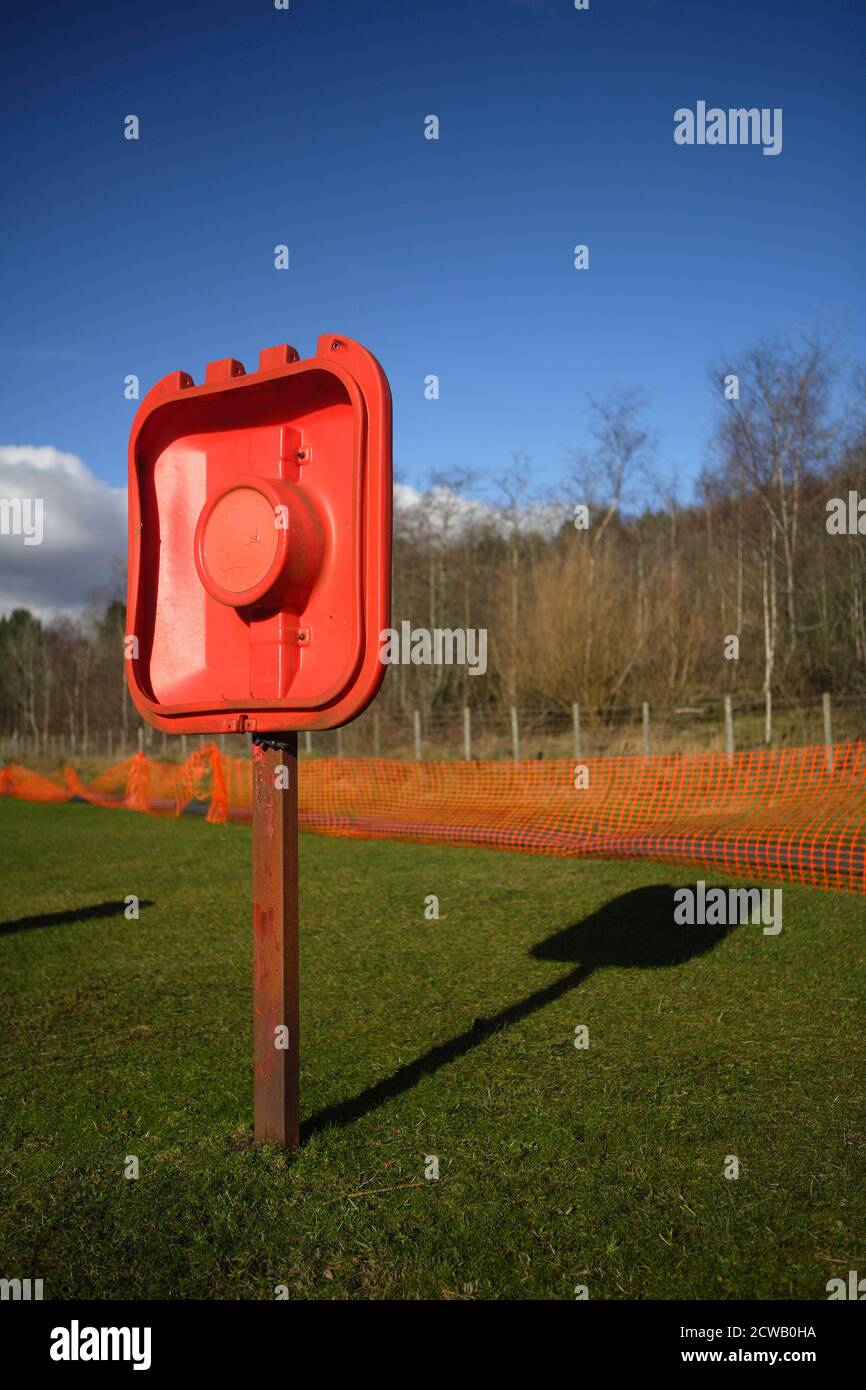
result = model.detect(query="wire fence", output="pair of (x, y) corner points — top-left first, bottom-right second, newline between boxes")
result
(2, 692), (864, 769)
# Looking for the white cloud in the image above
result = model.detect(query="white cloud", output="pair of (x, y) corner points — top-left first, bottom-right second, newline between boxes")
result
(0, 446), (126, 618)
(395, 480), (565, 540)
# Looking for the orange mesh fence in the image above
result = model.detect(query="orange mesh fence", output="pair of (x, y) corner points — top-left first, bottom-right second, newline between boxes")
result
(3, 742), (866, 893)
(0, 746), (228, 823)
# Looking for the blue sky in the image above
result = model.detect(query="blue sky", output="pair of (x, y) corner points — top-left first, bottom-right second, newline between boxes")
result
(1, 0), (863, 508)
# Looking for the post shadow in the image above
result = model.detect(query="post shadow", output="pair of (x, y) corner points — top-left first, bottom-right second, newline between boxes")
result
(0, 900), (155, 936)
(302, 883), (734, 1141)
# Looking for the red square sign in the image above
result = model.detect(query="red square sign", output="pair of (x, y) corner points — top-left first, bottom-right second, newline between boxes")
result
(125, 335), (391, 733)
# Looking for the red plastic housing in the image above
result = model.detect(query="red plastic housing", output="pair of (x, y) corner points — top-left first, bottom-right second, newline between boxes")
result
(126, 335), (391, 733)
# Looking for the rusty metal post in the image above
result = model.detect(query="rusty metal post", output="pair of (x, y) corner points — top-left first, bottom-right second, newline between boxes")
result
(251, 734), (300, 1148)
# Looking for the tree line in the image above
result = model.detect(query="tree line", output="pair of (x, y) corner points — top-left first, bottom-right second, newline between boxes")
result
(2, 331), (865, 752)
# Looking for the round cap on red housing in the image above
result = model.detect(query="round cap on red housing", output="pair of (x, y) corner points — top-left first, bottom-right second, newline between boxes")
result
(194, 476), (324, 611)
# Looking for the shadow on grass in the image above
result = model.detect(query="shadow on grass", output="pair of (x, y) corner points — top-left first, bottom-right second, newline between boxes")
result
(0, 899), (155, 936)
(302, 883), (733, 1141)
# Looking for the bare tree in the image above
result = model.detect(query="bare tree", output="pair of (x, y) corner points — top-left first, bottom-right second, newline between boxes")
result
(494, 451), (535, 705)
(709, 333), (838, 660)
(565, 389), (655, 546)
(564, 390), (656, 691)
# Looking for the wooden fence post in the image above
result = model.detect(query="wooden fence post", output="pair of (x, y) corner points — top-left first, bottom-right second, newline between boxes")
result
(511, 705), (520, 764)
(642, 702), (651, 757)
(463, 706), (472, 761)
(823, 691), (833, 772)
(724, 695), (734, 759)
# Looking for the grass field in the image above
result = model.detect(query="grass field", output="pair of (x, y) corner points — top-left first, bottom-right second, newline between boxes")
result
(0, 798), (863, 1301)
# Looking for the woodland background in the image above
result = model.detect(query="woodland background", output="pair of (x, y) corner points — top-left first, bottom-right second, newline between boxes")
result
(3, 332), (866, 762)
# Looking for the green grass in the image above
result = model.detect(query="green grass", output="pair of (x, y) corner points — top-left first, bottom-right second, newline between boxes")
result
(0, 798), (863, 1300)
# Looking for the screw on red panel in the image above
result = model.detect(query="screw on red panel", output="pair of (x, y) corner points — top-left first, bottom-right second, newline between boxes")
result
(330, 340), (343, 351)
(297, 629), (310, 644)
